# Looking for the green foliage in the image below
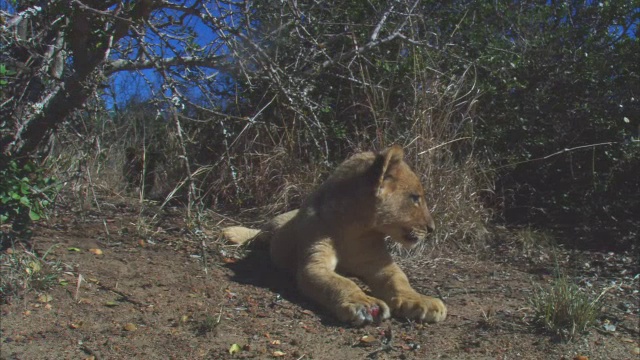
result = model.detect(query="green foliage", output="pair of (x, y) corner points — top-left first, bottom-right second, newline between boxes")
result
(530, 276), (603, 341)
(0, 160), (58, 235)
(0, 63), (16, 86)
(193, 314), (221, 336)
(429, 1), (640, 247)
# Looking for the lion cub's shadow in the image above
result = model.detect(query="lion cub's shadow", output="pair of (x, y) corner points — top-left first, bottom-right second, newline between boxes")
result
(224, 246), (346, 327)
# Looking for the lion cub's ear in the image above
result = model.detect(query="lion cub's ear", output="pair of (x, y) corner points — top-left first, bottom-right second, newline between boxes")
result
(372, 145), (404, 192)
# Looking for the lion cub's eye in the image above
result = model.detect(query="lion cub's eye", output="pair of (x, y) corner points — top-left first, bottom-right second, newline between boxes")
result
(409, 194), (421, 205)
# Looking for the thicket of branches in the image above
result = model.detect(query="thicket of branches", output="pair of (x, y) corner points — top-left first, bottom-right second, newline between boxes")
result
(1, 1), (638, 250)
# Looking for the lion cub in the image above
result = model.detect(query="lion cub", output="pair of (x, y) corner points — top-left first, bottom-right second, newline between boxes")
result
(222, 145), (447, 326)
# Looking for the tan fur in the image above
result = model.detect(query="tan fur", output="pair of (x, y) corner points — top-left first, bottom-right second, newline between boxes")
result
(222, 145), (446, 326)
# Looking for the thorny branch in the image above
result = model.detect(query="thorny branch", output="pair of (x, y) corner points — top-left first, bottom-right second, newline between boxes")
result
(1, 0), (427, 162)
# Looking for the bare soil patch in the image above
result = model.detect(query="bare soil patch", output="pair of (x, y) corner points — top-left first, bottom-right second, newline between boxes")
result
(1, 202), (638, 360)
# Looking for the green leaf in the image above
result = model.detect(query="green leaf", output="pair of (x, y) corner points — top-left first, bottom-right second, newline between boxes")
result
(20, 196), (31, 206)
(20, 181), (30, 195)
(229, 344), (241, 355)
(29, 209), (41, 221)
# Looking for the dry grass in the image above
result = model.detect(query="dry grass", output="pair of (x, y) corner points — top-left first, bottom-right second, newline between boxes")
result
(200, 147), (328, 220)
(0, 244), (63, 303)
(371, 66), (493, 255)
(46, 50), (494, 257)
(511, 226), (554, 256)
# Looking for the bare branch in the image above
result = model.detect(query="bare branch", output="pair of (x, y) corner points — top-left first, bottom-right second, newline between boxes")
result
(370, 3), (396, 42)
(105, 55), (228, 74)
(1, 1), (52, 30)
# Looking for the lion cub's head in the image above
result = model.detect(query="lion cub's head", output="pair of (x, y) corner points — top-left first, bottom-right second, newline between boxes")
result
(369, 145), (435, 248)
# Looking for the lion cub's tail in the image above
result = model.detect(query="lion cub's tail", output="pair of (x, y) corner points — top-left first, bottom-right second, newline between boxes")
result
(221, 209), (298, 245)
(221, 226), (262, 245)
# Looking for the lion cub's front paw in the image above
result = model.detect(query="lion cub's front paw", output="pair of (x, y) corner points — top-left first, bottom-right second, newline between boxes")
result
(390, 293), (447, 323)
(335, 294), (390, 326)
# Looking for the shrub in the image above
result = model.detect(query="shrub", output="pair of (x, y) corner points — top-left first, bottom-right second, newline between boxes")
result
(0, 245), (62, 303)
(0, 160), (59, 244)
(530, 276), (604, 340)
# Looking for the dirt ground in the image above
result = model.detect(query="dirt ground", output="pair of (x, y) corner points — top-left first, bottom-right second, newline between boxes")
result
(1, 201), (638, 360)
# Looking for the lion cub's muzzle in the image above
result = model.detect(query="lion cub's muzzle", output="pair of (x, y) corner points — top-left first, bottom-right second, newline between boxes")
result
(404, 228), (429, 245)
(403, 216), (435, 245)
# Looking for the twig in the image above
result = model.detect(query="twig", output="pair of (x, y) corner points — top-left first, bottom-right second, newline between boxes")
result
(68, 0), (132, 23)
(492, 142), (617, 171)
(370, 3), (396, 42)
(74, 273), (84, 301)
(83, 161), (110, 238)
(97, 283), (149, 307)
(418, 137), (471, 154)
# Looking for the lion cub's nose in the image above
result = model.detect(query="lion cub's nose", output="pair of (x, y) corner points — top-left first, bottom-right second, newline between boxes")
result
(426, 217), (436, 233)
